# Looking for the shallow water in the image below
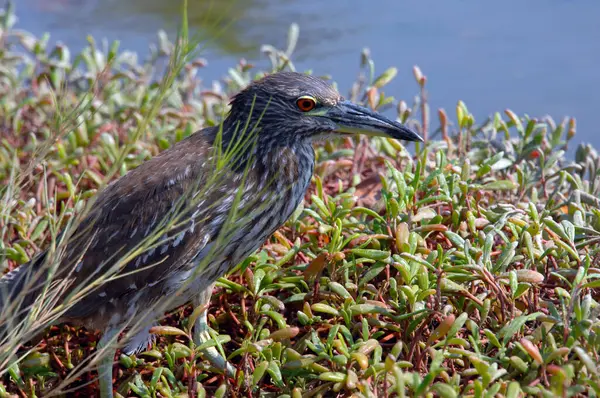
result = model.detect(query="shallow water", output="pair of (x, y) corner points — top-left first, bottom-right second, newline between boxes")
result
(16, 0), (600, 150)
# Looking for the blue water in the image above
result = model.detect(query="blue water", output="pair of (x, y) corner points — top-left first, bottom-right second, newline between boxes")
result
(15, 0), (600, 149)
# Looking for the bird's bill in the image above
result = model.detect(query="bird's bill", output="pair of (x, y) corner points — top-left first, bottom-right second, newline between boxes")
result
(322, 100), (424, 142)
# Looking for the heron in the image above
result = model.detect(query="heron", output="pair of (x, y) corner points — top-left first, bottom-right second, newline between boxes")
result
(0, 71), (423, 396)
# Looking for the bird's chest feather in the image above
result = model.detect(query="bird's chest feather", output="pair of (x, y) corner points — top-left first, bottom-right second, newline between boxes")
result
(243, 143), (314, 241)
(168, 144), (314, 297)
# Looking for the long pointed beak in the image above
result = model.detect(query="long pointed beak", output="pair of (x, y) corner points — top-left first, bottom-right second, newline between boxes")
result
(325, 100), (423, 142)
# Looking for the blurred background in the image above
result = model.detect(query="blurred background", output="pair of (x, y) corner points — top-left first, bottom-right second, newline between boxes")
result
(17, 0), (600, 150)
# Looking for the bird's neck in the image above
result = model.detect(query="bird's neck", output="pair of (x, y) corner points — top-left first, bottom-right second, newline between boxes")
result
(259, 141), (315, 186)
(215, 121), (315, 188)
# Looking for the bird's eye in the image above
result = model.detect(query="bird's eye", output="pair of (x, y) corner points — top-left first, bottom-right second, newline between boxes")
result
(296, 96), (317, 112)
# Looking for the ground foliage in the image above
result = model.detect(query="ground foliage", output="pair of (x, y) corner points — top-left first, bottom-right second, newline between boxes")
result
(1, 3), (600, 398)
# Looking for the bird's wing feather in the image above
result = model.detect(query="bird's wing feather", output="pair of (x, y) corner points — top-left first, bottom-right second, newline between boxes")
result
(37, 129), (234, 319)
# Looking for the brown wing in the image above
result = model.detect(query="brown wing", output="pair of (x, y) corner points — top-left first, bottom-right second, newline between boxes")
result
(49, 129), (229, 319)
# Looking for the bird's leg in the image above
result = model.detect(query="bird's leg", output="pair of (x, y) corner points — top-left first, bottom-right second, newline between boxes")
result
(192, 283), (236, 377)
(97, 327), (119, 398)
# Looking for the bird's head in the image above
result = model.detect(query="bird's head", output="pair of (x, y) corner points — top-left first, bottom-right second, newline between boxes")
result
(224, 72), (423, 148)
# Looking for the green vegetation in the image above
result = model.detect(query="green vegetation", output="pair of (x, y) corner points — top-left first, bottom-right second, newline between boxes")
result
(1, 2), (600, 397)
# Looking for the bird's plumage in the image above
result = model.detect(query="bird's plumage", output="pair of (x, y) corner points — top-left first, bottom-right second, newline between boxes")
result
(2, 128), (312, 322)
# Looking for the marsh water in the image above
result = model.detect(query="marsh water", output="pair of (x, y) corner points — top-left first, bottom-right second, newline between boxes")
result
(16, 0), (600, 150)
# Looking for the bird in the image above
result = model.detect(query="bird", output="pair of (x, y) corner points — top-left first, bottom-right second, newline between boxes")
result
(0, 71), (423, 397)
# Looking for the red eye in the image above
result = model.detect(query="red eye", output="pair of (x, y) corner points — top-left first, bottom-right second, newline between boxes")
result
(296, 96), (317, 112)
